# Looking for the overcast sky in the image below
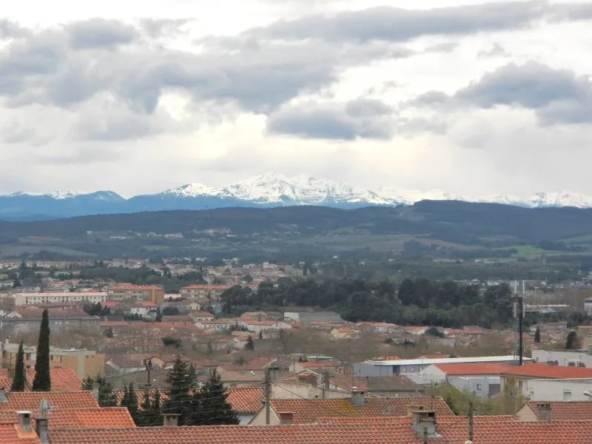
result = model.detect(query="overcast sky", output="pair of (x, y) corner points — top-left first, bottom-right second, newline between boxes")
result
(1, 0), (591, 197)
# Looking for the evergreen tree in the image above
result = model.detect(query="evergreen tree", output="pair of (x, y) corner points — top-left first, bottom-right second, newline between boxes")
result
(32, 309), (51, 391)
(155, 308), (162, 322)
(81, 376), (94, 391)
(151, 389), (163, 426)
(97, 376), (118, 407)
(127, 383), (139, 424)
(194, 370), (239, 425)
(10, 341), (26, 392)
(163, 356), (195, 425)
(245, 336), (255, 351)
(566, 331), (581, 350)
(534, 326), (541, 343)
(120, 385), (129, 408)
(137, 391), (152, 426)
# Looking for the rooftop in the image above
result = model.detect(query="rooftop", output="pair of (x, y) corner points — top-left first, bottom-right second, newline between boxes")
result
(364, 355), (530, 366)
(0, 391), (99, 411)
(501, 363), (592, 379)
(524, 401), (592, 421)
(434, 362), (515, 375)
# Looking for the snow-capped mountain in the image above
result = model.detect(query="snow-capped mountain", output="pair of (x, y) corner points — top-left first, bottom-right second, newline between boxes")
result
(3, 173), (592, 220)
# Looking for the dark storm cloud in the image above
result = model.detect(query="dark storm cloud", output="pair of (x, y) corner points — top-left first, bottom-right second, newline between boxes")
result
(267, 98), (395, 140)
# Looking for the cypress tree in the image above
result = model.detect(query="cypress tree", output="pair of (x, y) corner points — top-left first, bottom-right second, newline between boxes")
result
(196, 370), (239, 425)
(32, 309), (51, 391)
(10, 341), (26, 392)
(120, 385), (129, 408)
(138, 391), (152, 426)
(534, 326), (541, 343)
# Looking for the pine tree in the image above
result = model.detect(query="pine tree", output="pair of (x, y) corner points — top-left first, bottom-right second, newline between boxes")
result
(32, 309), (51, 391)
(10, 341), (26, 392)
(163, 356), (195, 425)
(120, 385), (129, 408)
(245, 336), (255, 351)
(534, 326), (541, 343)
(127, 383), (139, 424)
(97, 376), (118, 407)
(137, 391), (152, 426)
(150, 389), (163, 426)
(195, 370), (239, 425)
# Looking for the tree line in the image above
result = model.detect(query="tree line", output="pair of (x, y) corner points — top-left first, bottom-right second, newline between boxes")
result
(82, 356), (238, 426)
(220, 278), (516, 329)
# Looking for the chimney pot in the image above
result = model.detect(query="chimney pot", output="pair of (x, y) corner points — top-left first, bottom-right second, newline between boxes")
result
(351, 389), (365, 407)
(278, 411), (294, 425)
(536, 403), (551, 422)
(17, 411), (32, 432)
(162, 413), (180, 427)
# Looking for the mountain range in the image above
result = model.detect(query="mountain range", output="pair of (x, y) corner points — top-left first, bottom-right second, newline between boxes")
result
(2, 172), (592, 220)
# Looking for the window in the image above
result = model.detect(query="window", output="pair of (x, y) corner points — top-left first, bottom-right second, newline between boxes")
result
(564, 389), (572, 401)
(476, 384), (482, 391)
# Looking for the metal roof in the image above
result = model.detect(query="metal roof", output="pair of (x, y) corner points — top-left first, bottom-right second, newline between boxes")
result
(362, 355), (533, 366)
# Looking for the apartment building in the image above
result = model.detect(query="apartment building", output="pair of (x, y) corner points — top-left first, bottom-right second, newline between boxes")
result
(108, 285), (165, 304)
(180, 284), (231, 300)
(11, 292), (108, 306)
(0, 307), (100, 333)
(0, 340), (105, 378)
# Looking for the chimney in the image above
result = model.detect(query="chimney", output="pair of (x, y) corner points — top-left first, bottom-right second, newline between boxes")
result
(162, 413), (180, 427)
(0, 388), (8, 404)
(35, 417), (49, 444)
(411, 409), (438, 440)
(278, 411), (294, 425)
(407, 404), (423, 417)
(351, 388), (365, 407)
(536, 403), (551, 422)
(17, 411), (32, 432)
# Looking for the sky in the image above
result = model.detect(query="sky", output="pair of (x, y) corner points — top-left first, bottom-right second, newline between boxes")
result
(1, 0), (592, 198)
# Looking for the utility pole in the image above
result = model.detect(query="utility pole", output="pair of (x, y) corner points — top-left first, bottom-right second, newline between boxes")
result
(322, 371), (330, 399)
(264, 367), (271, 425)
(513, 294), (524, 366)
(468, 400), (474, 442)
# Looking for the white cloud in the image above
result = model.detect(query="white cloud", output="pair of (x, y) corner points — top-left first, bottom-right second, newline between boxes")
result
(0, 1), (592, 198)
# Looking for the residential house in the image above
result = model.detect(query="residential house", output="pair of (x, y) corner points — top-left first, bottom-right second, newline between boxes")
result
(517, 401), (592, 421)
(108, 285), (165, 304)
(189, 311), (215, 323)
(500, 363), (592, 397)
(180, 285), (230, 300)
(0, 307), (100, 333)
(283, 311), (345, 324)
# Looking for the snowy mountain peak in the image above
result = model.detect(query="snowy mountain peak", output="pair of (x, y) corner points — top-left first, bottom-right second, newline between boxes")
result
(7, 190), (123, 200)
(161, 183), (218, 198)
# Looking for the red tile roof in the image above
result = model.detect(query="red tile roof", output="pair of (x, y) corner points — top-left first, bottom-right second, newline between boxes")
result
(226, 388), (264, 414)
(0, 423), (40, 444)
(438, 419), (592, 443)
(269, 397), (453, 424)
(0, 368), (83, 393)
(44, 424), (433, 444)
(434, 362), (515, 375)
(524, 401), (592, 421)
(44, 407), (136, 429)
(0, 391), (99, 411)
(317, 415), (518, 424)
(501, 363), (592, 379)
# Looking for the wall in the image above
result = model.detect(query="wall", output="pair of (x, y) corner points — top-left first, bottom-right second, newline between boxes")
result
(353, 362), (394, 377)
(521, 378), (592, 401)
(448, 376), (501, 400)
(531, 350), (592, 367)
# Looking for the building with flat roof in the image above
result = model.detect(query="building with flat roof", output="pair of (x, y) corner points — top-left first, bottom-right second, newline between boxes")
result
(108, 285), (164, 304)
(180, 285), (230, 300)
(10, 292), (108, 307)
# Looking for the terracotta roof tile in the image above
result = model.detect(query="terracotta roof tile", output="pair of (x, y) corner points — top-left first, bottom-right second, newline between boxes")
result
(0, 408), (135, 430)
(501, 363), (592, 379)
(45, 424), (433, 444)
(0, 423), (40, 444)
(0, 368), (83, 393)
(434, 362), (515, 375)
(270, 397), (453, 424)
(226, 388), (264, 414)
(525, 401), (592, 421)
(0, 391), (98, 411)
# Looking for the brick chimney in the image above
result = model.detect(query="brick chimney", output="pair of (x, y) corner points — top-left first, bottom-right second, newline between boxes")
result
(536, 403), (551, 422)
(278, 411), (294, 425)
(411, 409), (439, 441)
(35, 416), (49, 444)
(351, 388), (365, 407)
(17, 411), (32, 432)
(162, 413), (180, 427)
